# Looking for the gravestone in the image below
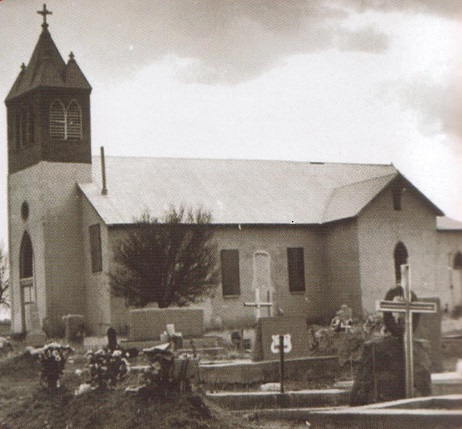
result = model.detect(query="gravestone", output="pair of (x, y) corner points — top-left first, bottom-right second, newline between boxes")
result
(415, 297), (442, 372)
(252, 316), (311, 361)
(351, 281), (432, 405)
(107, 327), (118, 351)
(62, 314), (85, 343)
(25, 303), (46, 346)
(350, 336), (431, 405)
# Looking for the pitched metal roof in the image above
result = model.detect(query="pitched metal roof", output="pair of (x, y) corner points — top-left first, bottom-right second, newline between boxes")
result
(437, 216), (462, 231)
(5, 27), (91, 102)
(78, 157), (407, 225)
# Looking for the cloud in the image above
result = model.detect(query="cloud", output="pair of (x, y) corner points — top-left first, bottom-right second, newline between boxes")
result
(337, 26), (389, 53)
(391, 75), (462, 141)
(47, 0), (392, 85)
(342, 0), (462, 18)
(2, 0), (457, 87)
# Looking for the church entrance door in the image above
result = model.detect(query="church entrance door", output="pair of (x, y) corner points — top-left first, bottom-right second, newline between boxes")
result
(19, 232), (38, 333)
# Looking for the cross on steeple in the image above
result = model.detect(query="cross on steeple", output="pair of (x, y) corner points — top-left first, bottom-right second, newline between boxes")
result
(37, 4), (52, 28)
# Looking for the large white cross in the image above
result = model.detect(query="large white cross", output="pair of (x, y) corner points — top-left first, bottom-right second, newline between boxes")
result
(244, 288), (273, 318)
(376, 264), (437, 398)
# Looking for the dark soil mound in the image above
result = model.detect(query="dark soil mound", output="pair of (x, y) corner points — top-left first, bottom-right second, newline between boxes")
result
(0, 352), (40, 380)
(3, 387), (250, 429)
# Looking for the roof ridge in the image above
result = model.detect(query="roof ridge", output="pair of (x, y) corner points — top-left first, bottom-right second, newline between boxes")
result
(321, 173), (398, 223)
(92, 154), (395, 167)
(330, 172), (398, 192)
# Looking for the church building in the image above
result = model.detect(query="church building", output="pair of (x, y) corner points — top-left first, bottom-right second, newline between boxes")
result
(6, 8), (462, 337)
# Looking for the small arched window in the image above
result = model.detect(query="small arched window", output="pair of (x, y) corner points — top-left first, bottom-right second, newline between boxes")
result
(66, 100), (82, 140)
(454, 252), (462, 270)
(50, 99), (66, 139)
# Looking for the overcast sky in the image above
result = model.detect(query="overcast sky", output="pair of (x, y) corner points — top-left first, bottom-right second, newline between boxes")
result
(1, 0), (462, 248)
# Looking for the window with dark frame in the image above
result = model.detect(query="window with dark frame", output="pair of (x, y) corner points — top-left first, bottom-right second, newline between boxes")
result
(221, 249), (241, 296)
(89, 224), (103, 273)
(454, 252), (462, 270)
(287, 247), (305, 292)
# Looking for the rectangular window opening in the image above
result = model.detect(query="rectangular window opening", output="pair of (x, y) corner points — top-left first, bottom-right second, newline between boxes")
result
(221, 249), (240, 297)
(287, 247), (305, 292)
(89, 224), (103, 273)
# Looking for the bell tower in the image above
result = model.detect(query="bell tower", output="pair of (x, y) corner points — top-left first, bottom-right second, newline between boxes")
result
(6, 4), (92, 174)
(6, 5), (92, 337)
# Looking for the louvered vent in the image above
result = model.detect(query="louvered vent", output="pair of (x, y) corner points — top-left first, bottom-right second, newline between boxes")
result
(67, 100), (82, 140)
(50, 100), (66, 139)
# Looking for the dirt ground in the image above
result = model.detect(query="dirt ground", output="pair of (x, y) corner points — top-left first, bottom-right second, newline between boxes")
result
(0, 348), (310, 429)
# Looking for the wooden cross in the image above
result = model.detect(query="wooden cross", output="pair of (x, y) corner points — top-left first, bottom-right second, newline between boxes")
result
(38, 4), (52, 28)
(244, 288), (273, 318)
(376, 264), (437, 398)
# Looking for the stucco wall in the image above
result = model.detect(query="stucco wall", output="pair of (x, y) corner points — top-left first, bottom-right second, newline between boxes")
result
(436, 230), (462, 311)
(81, 197), (112, 335)
(324, 218), (362, 317)
(106, 224), (328, 334)
(357, 185), (439, 313)
(206, 225), (326, 329)
(8, 162), (91, 334)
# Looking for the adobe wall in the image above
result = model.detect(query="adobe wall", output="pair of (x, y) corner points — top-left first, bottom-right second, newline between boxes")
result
(357, 185), (438, 313)
(324, 218), (362, 318)
(81, 196), (112, 335)
(105, 224), (328, 334)
(435, 230), (462, 312)
(208, 225), (327, 330)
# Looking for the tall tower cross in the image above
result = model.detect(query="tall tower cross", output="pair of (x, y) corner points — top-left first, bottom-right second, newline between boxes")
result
(37, 4), (52, 28)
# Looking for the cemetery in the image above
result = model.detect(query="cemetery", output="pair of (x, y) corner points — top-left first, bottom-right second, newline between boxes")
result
(0, 266), (461, 428)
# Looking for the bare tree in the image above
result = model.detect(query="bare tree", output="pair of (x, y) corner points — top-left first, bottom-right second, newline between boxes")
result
(0, 244), (9, 307)
(110, 206), (218, 308)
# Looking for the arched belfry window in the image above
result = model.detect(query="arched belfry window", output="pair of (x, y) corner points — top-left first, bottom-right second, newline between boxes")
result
(394, 242), (408, 285)
(66, 100), (82, 140)
(49, 99), (82, 141)
(454, 252), (462, 270)
(15, 106), (35, 149)
(50, 99), (66, 139)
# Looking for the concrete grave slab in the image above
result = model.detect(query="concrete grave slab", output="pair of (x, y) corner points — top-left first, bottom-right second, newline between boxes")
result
(251, 394), (462, 429)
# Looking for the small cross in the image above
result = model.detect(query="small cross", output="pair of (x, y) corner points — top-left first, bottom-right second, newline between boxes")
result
(244, 288), (273, 318)
(69, 52), (75, 61)
(376, 264), (437, 398)
(37, 4), (52, 28)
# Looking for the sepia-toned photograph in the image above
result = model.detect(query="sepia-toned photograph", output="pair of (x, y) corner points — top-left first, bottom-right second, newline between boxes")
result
(0, 1), (461, 427)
